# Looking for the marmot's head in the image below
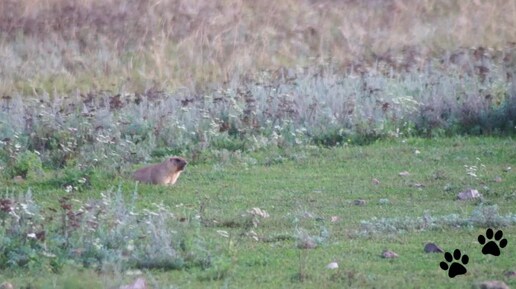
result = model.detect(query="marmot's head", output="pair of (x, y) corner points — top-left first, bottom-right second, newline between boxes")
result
(168, 156), (188, 171)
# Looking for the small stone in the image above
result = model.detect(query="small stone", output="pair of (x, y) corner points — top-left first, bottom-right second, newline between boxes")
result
(248, 207), (270, 218)
(297, 238), (317, 249)
(472, 280), (510, 289)
(381, 249), (398, 258)
(504, 270), (516, 278)
(119, 278), (147, 289)
(494, 176), (502, 183)
(372, 178), (381, 185)
(0, 282), (14, 289)
(503, 166), (511, 172)
(399, 171), (410, 177)
(353, 199), (367, 206)
(457, 189), (481, 200)
(326, 262), (339, 269)
(424, 242), (444, 253)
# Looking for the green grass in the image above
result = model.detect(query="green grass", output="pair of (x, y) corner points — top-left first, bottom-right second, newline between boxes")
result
(1, 136), (515, 288)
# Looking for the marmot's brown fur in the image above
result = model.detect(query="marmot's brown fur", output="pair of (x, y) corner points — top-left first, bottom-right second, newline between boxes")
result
(132, 156), (187, 185)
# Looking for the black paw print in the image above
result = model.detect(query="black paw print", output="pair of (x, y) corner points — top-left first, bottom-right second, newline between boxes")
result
(478, 228), (508, 256)
(439, 249), (468, 278)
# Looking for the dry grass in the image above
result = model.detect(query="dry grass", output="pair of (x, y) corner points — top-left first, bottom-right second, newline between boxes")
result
(1, 0), (516, 95)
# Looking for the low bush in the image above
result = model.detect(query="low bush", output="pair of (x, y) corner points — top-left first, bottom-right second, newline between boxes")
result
(358, 204), (516, 237)
(1, 56), (515, 171)
(0, 188), (221, 272)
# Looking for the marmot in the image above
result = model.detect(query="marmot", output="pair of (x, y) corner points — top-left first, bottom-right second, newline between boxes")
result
(132, 156), (187, 185)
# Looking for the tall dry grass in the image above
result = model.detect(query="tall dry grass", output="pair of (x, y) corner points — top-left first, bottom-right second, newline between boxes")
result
(1, 0), (515, 95)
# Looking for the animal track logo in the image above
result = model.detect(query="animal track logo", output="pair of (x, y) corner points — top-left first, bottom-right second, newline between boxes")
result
(478, 228), (508, 256)
(439, 249), (469, 278)
(438, 227), (510, 278)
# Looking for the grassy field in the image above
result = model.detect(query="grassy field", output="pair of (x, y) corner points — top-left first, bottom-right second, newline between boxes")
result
(0, 136), (515, 288)
(1, 0), (516, 288)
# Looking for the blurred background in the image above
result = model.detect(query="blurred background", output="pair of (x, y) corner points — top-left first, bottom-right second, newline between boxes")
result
(1, 0), (515, 94)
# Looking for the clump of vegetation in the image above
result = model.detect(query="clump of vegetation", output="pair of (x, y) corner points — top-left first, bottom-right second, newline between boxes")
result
(1, 147), (43, 180)
(1, 62), (515, 172)
(358, 204), (516, 237)
(0, 188), (221, 273)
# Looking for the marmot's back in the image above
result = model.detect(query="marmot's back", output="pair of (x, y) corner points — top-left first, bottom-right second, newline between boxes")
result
(132, 156), (187, 185)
